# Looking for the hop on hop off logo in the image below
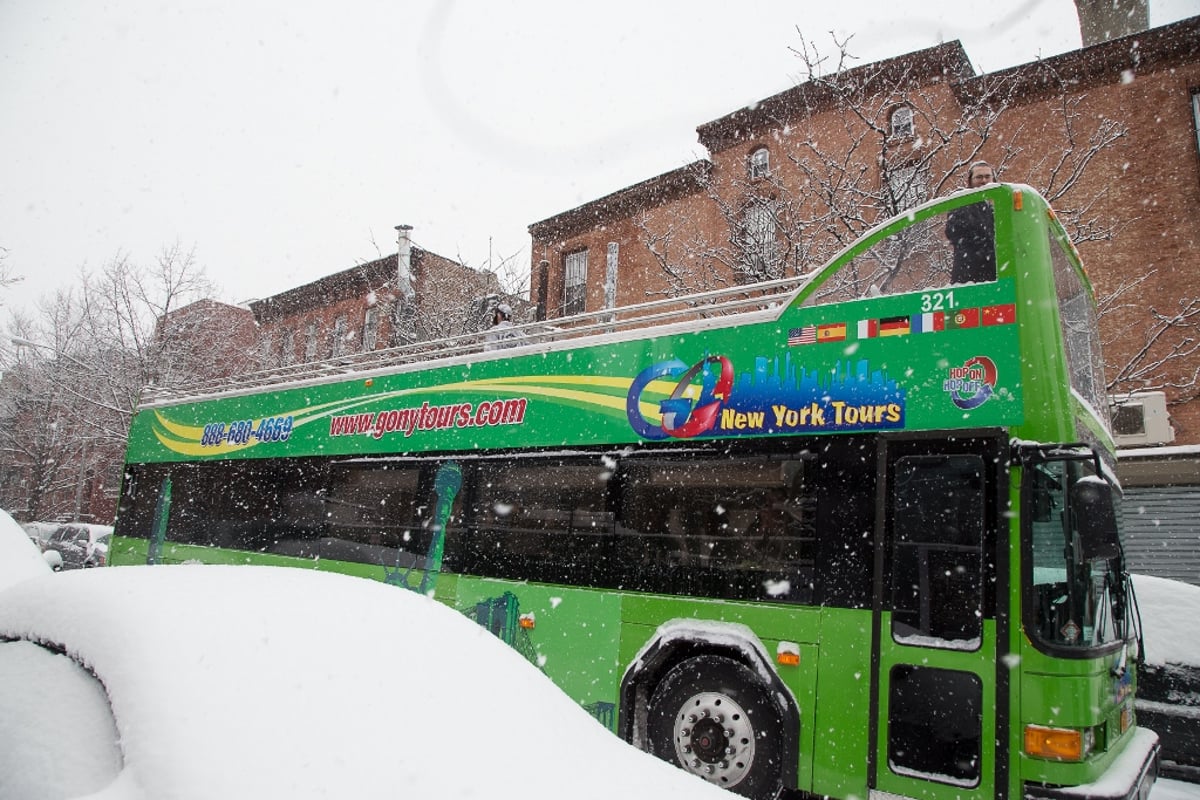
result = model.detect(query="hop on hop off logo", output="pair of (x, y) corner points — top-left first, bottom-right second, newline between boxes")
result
(943, 356), (998, 410)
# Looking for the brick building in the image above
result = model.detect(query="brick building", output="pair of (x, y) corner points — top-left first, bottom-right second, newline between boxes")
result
(152, 298), (259, 386)
(91, 299), (258, 522)
(0, 298), (260, 525)
(251, 226), (505, 367)
(529, 16), (1200, 445)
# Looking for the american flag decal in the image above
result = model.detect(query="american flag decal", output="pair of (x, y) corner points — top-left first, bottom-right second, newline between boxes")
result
(788, 325), (818, 345)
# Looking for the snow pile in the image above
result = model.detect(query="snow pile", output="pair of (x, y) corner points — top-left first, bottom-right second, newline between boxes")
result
(0, 509), (52, 590)
(1132, 573), (1200, 668)
(0, 564), (731, 800)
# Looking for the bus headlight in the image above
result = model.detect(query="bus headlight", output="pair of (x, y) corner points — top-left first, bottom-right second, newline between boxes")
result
(1024, 724), (1095, 761)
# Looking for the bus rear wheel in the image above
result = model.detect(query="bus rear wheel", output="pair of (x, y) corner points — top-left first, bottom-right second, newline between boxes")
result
(645, 655), (783, 800)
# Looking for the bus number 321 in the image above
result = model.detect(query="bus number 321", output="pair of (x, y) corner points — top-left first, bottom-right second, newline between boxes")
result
(920, 291), (957, 312)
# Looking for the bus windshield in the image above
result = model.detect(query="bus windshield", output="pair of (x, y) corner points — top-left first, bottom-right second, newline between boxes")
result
(799, 192), (996, 306)
(1024, 448), (1126, 653)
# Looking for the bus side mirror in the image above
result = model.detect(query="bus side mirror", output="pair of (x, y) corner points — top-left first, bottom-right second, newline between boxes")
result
(1070, 479), (1120, 561)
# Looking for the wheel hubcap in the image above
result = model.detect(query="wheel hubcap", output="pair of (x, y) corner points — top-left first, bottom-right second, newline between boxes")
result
(672, 691), (755, 787)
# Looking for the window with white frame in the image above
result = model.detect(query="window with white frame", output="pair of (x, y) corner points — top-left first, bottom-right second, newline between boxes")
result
(304, 321), (318, 362)
(886, 162), (929, 213)
(331, 315), (349, 357)
(564, 250), (587, 316)
(362, 306), (378, 351)
(890, 105), (914, 139)
(742, 202), (781, 280)
(1192, 90), (1200, 160)
(749, 147), (770, 179)
(280, 329), (295, 366)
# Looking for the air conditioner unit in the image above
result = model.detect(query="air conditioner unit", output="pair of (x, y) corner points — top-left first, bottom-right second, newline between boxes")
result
(1109, 391), (1175, 447)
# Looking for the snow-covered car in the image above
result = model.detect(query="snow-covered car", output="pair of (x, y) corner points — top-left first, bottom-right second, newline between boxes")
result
(41, 522), (112, 569)
(0, 518), (730, 800)
(1132, 573), (1200, 782)
(19, 520), (59, 551)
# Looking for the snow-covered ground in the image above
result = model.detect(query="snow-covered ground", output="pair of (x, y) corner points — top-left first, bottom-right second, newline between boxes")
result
(3, 511), (1197, 799)
(1154, 778), (1200, 799)
(0, 511), (733, 800)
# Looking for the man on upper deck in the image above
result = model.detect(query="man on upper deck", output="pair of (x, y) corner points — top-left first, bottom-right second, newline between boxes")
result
(483, 303), (525, 350)
(945, 161), (998, 284)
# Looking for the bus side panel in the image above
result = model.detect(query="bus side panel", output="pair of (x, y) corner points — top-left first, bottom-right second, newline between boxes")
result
(808, 606), (874, 800)
(453, 577), (624, 731)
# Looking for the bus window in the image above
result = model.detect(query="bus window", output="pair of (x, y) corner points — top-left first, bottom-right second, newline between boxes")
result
(1027, 459), (1124, 651)
(619, 454), (816, 603)
(120, 459), (329, 558)
(801, 210), (978, 307)
(888, 665), (983, 784)
(1051, 230), (1112, 438)
(453, 457), (615, 586)
(890, 454), (985, 647)
(323, 462), (427, 567)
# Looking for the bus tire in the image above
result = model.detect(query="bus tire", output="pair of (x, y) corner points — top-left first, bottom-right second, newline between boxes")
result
(645, 654), (783, 800)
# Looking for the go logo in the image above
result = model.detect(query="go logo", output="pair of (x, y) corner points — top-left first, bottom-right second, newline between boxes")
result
(626, 355), (734, 440)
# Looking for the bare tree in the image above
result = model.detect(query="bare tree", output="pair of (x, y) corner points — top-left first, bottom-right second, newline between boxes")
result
(633, 209), (728, 297)
(402, 252), (511, 344)
(995, 64), (1129, 246)
(783, 33), (1126, 258)
(1100, 272), (1200, 402)
(0, 246), (22, 303)
(0, 356), (83, 520)
(64, 243), (215, 445)
(631, 33), (1128, 298)
(0, 244), (215, 521)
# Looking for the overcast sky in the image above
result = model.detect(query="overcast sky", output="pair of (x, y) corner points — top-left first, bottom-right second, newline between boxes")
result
(2, 0), (1197, 324)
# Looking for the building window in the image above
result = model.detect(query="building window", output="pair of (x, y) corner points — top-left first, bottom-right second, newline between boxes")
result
(332, 316), (348, 357)
(304, 321), (318, 362)
(362, 306), (378, 351)
(280, 329), (295, 366)
(886, 162), (929, 213)
(749, 147), (770, 178)
(1192, 90), (1200, 160)
(741, 202), (780, 280)
(564, 250), (587, 316)
(890, 105), (914, 139)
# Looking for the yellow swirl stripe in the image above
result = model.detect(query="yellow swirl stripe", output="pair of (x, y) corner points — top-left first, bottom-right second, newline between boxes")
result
(150, 394), (406, 454)
(149, 372), (685, 456)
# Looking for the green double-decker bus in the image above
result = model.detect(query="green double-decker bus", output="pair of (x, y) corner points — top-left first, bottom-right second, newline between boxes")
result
(112, 184), (1160, 800)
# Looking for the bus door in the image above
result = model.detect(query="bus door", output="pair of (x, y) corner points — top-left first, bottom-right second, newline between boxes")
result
(869, 436), (1004, 800)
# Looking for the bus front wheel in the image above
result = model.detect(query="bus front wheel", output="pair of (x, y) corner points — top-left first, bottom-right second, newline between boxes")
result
(645, 655), (783, 799)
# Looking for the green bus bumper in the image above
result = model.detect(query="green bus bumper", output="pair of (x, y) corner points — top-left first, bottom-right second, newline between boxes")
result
(1024, 728), (1159, 800)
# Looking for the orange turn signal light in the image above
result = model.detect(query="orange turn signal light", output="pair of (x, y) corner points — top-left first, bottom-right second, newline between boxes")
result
(1024, 724), (1086, 761)
(776, 641), (800, 667)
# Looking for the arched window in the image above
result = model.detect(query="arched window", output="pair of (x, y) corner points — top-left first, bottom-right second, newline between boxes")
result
(749, 147), (770, 179)
(890, 105), (914, 139)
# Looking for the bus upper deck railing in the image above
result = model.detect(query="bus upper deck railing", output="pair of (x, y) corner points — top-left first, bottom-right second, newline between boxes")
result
(140, 274), (813, 406)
